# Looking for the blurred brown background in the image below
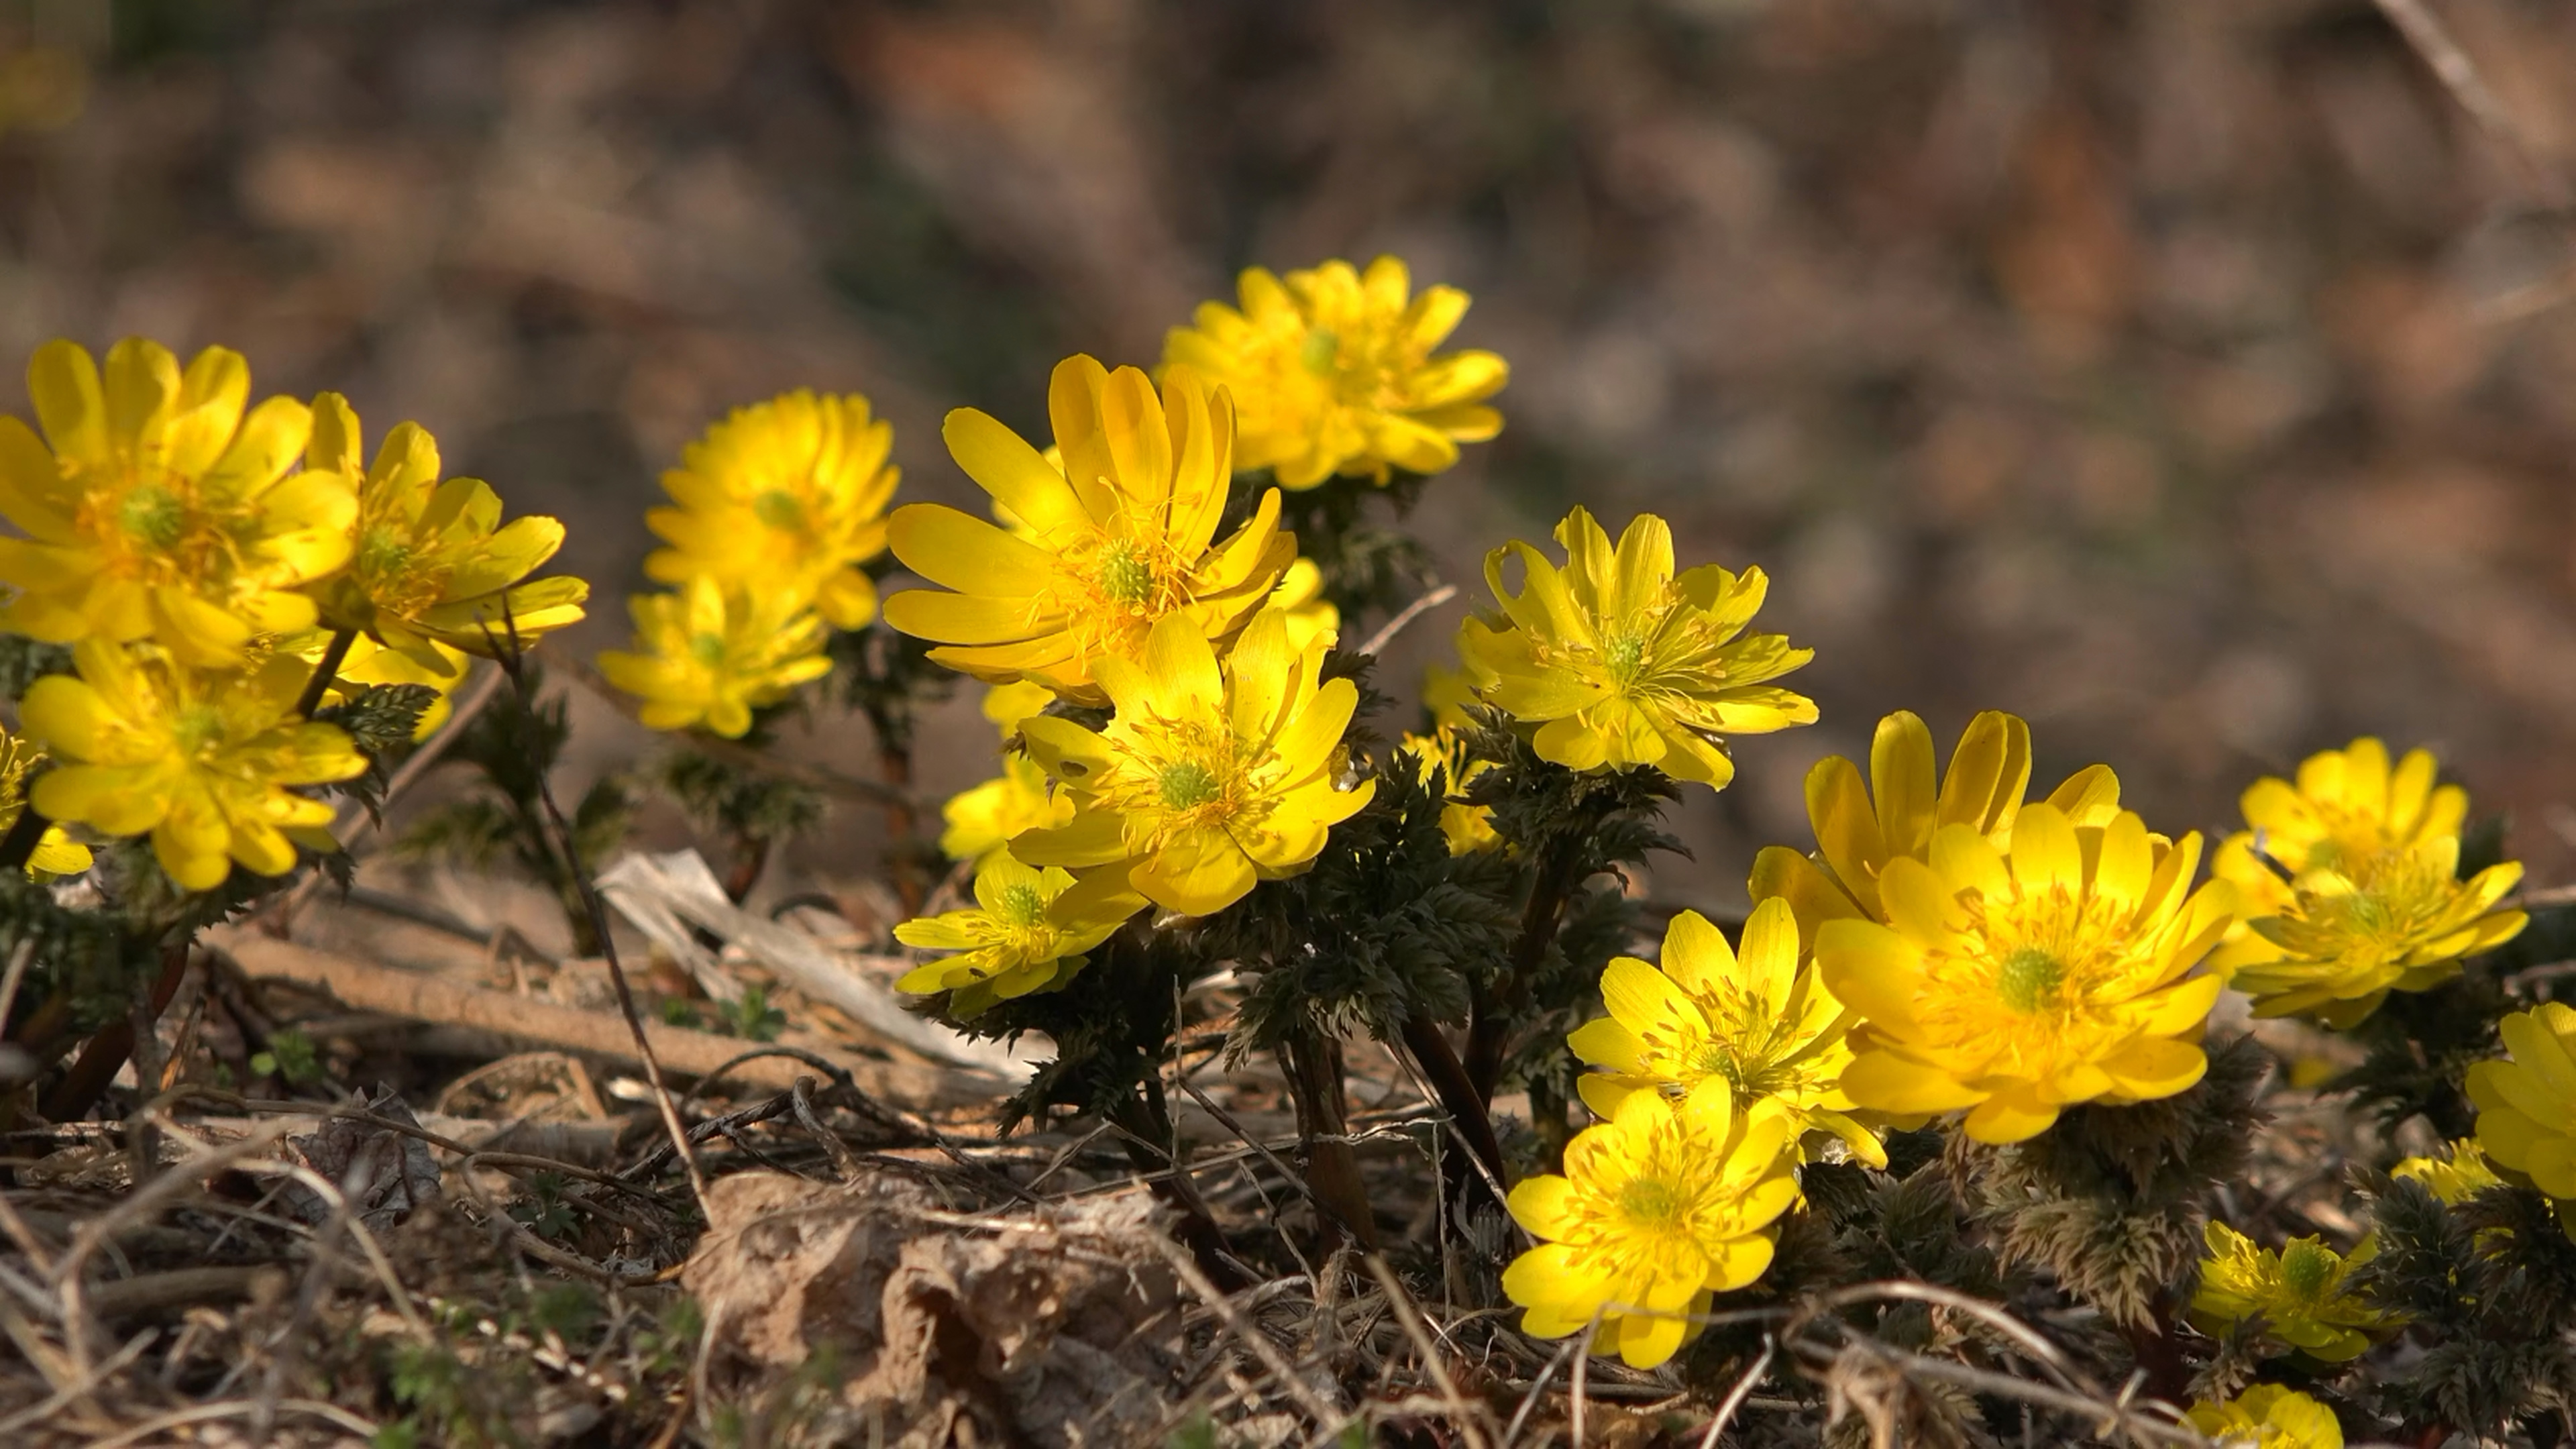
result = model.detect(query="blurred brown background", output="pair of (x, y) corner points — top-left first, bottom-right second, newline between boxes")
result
(7, 0), (2576, 909)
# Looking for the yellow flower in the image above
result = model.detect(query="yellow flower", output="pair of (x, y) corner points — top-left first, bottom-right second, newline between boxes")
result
(1014, 606), (1373, 917)
(2189, 1222), (2396, 1361)
(595, 576), (832, 739)
(0, 727), (91, 877)
(0, 338), (354, 665)
(2468, 1005), (2576, 1211)
(944, 681), (1077, 865)
(1163, 256), (1507, 489)
(1269, 556), (1340, 653)
(1400, 725), (1499, 855)
(645, 390), (898, 629)
(981, 679), (1055, 729)
(894, 853), (1144, 1017)
(19, 641), (366, 890)
(1570, 899), (1882, 1167)
(2214, 739), (2524, 1028)
(303, 395), (585, 667)
(2186, 1385), (2345, 1449)
(2392, 1138), (2502, 1205)
(281, 628), (467, 741)
(884, 356), (1293, 703)
(1750, 710), (2119, 946)
(1501, 1079), (1799, 1370)
(1456, 507), (1814, 791)
(1816, 799), (2237, 1144)
(941, 754), (1072, 866)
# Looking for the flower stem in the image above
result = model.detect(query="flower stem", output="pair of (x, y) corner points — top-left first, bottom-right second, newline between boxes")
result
(1400, 1012), (1506, 1190)
(292, 628), (359, 720)
(1280, 1027), (1379, 1254)
(1464, 826), (1590, 1106)
(40, 941), (191, 1123)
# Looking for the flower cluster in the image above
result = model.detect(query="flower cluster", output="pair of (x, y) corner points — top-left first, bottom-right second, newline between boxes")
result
(883, 256), (1517, 1011)
(2214, 738), (2525, 1027)
(599, 391), (897, 737)
(0, 337), (583, 885)
(25, 248), (2576, 1444)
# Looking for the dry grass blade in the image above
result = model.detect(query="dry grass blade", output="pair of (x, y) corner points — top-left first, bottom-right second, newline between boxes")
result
(2373, 0), (2569, 208)
(1150, 1232), (1345, 1430)
(83, 1397), (381, 1449)
(1361, 1253), (1491, 1449)
(0, 1328), (157, 1439)
(1697, 1332), (1776, 1449)
(1500, 1333), (1584, 1448)
(1817, 1332), (2204, 1447)
(1814, 1279), (2094, 1397)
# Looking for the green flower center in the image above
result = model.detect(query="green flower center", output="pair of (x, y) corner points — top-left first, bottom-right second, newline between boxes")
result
(173, 704), (223, 756)
(753, 490), (806, 531)
(1098, 541), (1157, 607)
(2279, 1241), (2336, 1299)
(1996, 946), (2067, 1014)
(1616, 1175), (1690, 1228)
(1157, 761), (1222, 811)
(1299, 327), (1341, 377)
(119, 484), (189, 549)
(1601, 631), (1649, 686)
(356, 525), (413, 580)
(1695, 1040), (1759, 1098)
(996, 882), (1049, 928)
(689, 633), (729, 668)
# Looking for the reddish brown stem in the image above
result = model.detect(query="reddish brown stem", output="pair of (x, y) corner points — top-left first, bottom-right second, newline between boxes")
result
(1281, 1029), (1379, 1254)
(722, 835), (771, 904)
(41, 941), (192, 1122)
(2114, 1304), (2194, 1409)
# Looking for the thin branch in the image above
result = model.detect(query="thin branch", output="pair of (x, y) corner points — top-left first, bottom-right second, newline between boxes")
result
(1360, 582), (1460, 657)
(2373, 0), (2569, 209)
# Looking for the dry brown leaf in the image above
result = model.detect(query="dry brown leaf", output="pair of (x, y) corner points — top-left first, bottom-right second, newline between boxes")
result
(682, 1171), (1181, 1448)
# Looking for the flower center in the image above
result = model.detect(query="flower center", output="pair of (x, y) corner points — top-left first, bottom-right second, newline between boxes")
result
(690, 633), (729, 669)
(753, 490), (806, 531)
(173, 704), (223, 757)
(118, 484), (189, 549)
(1158, 760), (1222, 811)
(1097, 540), (1158, 608)
(1693, 1040), (1760, 1100)
(356, 525), (412, 580)
(1601, 631), (1649, 686)
(1615, 1175), (1690, 1229)
(2279, 1241), (2335, 1300)
(996, 882), (1048, 928)
(1996, 945), (2067, 1014)
(1299, 327), (1341, 377)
